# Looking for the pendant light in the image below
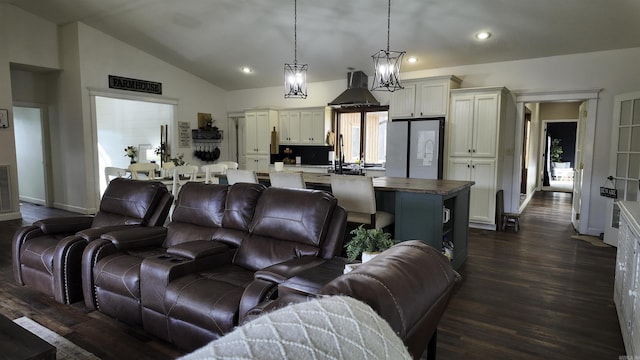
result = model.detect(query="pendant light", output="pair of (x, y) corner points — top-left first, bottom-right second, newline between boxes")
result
(284, 0), (308, 98)
(371, 0), (405, 92)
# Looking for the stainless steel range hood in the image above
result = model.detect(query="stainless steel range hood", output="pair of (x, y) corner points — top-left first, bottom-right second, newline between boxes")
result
(328, 71), (380, 108)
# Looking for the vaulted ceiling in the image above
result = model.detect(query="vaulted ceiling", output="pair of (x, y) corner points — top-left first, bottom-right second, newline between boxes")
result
(5, 0), (640, 90)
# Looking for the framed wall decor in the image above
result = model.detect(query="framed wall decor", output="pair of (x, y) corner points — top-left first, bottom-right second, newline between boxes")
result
(0, 109), (8, 128)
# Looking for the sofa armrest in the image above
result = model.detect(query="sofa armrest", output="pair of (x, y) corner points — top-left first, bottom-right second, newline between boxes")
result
(140, 248), (234, 314)
(82, 238), (119, 309)
(76, 224), (141, 242)
(166, 240), (230, 260)
(100, 226), (167, 250)
(254, 257), (327, 283)
(36, 216), (95, 234)
(238, 279), (280, 324)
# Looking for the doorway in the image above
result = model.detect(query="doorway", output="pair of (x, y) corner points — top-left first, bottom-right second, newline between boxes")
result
(92, 93), (176, 197)
(13, 104), (51, 207)
(514, 90), (599, 236)
(541, 121), (577, 192)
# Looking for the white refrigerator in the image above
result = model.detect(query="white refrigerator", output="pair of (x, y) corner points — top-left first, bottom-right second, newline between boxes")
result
(385, 118), (444, 179)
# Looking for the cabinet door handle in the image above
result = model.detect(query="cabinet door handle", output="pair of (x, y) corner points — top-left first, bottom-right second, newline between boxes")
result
(473, 149), (476, 153)
(468, 149), (471, 153)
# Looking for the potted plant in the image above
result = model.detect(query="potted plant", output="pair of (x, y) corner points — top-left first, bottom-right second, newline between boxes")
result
(124, 146), (137, 164)
(550, 138), (563, 165)
(345, 225), (394, 262)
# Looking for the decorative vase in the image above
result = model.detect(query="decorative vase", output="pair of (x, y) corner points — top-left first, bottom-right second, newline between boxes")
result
(130, 158), (137, 164)
(361, 251), (380, 263)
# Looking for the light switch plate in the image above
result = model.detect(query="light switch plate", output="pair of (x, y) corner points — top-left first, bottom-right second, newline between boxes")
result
(0, 109), (8, 128)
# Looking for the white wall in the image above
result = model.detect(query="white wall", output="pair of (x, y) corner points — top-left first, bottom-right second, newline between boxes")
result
(227, 47), (640, 237)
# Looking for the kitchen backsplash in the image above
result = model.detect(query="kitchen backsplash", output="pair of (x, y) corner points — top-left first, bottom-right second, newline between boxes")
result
(270, 145), (333, 165)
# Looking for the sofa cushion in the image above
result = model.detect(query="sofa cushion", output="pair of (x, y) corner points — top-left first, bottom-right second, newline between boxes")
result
(94, 178), (167, 227)
(171, 183), (228, 228)
(249, 188), (336, 247)
(179, 296), (412, 360)
(221, 183), (265, 234)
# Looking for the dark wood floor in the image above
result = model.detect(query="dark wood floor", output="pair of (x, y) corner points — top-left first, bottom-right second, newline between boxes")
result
(1, 192), (625, 359)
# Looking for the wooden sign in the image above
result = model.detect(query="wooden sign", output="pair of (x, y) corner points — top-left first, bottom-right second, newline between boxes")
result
(108, 75), (162, 94)
(600, 187), (617, 199)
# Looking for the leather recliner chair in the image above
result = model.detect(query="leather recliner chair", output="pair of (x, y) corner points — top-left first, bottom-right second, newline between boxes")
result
(12, 178), (173, 304)
(320, 241), (461, 359)
(138, 186), (347, 350)
(245, 241), (461, 360)
(81, 182), (260, 326)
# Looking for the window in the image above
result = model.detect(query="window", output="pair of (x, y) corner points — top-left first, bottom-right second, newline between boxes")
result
(335, 107), (388, 164)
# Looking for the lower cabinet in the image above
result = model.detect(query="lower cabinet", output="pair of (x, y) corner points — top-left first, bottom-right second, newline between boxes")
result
(616, 201), (640, 356)
(244, 155), (270, 172)
(447, 158), (497, 225)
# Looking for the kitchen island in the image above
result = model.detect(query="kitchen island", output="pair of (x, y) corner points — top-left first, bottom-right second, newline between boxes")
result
(253, 173), (474, 269)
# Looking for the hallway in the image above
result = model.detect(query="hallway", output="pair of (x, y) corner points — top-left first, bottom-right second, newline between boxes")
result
(437, 191), (624, 359)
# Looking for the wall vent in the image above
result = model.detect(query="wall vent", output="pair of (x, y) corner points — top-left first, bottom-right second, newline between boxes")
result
(0, 165), (11, 213)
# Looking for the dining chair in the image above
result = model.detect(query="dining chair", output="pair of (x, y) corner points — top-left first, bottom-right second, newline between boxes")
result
(171, 165), (200, 195)
(226, 169), (258, 185)
(217, 161), (239, 174)
(329, 174), (394, 231)
(161, 161), (175, 178)
(104, 166), (127, 184)
(129, 163), (160, 180)
(201, 164), (228, 184)
(269, 171), (306, 189)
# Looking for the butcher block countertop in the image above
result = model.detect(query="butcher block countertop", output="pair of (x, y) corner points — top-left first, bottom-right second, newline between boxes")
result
(255, 173), (474, 195)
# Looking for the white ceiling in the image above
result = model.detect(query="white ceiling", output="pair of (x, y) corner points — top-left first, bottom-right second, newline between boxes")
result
(5, 0), (640, 90)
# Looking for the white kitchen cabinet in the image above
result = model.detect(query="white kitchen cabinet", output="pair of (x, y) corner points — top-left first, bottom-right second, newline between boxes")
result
(278, 108), (326, 145)
(300, 110), (325, 144)
(447, 158), (497, 224)
(446, 87), (510, 229)
(245, 155), (270, 172)
(244, 110), (276, 155)
(241, 109), (276, 171)
(389, 76), (461, 119)
(448, 91), (500, 158)
(279, 111), (300, 143)
(616, 201), (640, 357)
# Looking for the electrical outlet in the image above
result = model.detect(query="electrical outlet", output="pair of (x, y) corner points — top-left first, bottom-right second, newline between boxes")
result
(0, 109), (8, 128)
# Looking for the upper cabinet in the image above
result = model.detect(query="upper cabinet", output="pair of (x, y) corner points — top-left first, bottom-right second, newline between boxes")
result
(279, 108), (327, 145)
(389, 75), (461, 119)
(244, 109), (277, 155)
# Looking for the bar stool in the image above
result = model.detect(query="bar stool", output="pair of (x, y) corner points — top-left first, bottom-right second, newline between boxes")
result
(330, 174), (394, 231)
(226, 169), (258, 185)
(269, 172), (306, 189)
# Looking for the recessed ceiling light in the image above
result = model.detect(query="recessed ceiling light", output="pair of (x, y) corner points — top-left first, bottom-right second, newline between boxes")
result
(407, 57), (418, 64)
(475, 31), (491, 40)
(241, 67), (253, 74)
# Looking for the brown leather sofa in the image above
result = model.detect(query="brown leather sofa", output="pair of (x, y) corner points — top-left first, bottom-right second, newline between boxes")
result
(248, 241), (461, 359)
(12, 178), (173, 304)
(81, 182), (347, 350)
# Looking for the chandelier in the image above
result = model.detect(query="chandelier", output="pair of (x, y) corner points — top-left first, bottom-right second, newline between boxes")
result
(284, 0), (308, 98)
(371, 0), (405, 92)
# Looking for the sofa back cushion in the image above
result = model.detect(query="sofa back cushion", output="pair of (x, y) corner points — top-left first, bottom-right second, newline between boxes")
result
(93, 178), (169, 227)
(221, 183), (266, 238)
(233, 188), (337, 271)
(164, 182), (228, 247)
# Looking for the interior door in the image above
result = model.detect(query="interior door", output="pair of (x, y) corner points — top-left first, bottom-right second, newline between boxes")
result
(604, 92), (640, 246)
(571, 101), (587, 230)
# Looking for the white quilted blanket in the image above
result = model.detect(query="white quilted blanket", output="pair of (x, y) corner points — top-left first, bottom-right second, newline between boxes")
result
(179, 296), (411, 360)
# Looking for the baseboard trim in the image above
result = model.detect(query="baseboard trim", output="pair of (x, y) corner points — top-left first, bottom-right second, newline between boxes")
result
(52, 203), (96, 215)
(0, 211), (22, 221)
